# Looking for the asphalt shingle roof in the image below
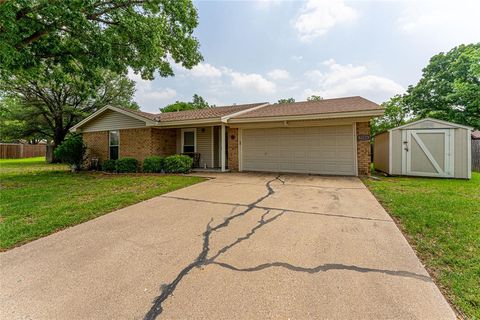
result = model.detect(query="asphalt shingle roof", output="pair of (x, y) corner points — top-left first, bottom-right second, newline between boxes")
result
(231, 96), (382, 119)
(115, 96), (382, 123)
(155, 103), (267, 122)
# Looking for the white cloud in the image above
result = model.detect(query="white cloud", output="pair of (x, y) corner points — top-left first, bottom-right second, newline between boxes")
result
(304, 59), (404, 103)
(128, 70), (177, 110)
(267, 69), (290, 80)
(230, 72), (276, 94)
(291, 55), (303, 62)
(142, 88), (177, 100)
(189, 62), (222, 78)
(397, 1), (480, 46)
(293, 0), (358, 42)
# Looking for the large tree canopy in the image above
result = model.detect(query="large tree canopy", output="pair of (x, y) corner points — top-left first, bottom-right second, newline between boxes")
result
(404, 43), (480, 129)
(161, 94), (211, 113)
(373, 43), (480, 134)
(0, 96), (45, 143)
(0, 0), (202, 80)
(0, 65), (138, 146)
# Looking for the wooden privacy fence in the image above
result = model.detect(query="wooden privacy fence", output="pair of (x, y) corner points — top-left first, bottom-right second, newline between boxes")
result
(472, 139), (480, 172)
(0, 143), (46, 159)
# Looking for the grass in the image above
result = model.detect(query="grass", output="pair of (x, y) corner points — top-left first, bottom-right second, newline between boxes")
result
(0, 157), (205, 250)
(364, 172), (480, 319)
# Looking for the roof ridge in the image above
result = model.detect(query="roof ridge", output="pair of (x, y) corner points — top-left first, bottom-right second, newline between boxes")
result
(272, 96), (368, 106)
(157, 102), (267, 115)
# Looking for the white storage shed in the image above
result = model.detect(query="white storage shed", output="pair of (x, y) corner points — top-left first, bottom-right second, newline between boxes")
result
(374, 118), (473, 179)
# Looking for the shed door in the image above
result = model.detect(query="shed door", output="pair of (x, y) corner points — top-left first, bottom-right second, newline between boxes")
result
(403, 129), (454, 177)
(241, 125), (356, 175)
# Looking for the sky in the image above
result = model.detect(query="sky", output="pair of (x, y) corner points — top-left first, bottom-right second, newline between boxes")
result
(129, 0), (480, 113)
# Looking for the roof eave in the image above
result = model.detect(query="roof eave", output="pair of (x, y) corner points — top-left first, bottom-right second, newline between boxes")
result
(153, 118), (223, 127)
(228, 109), (385, 124)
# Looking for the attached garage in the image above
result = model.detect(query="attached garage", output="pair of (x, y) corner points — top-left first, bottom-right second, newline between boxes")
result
(373, 118), (473, 179)
(74, 96), (383, 177)
(240, 124), (357, 176)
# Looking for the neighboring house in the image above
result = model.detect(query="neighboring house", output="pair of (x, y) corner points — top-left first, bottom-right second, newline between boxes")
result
(71, 96), (384, 176)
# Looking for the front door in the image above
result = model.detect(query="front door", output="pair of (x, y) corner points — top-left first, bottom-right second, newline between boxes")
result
(402, 129), (454, 177)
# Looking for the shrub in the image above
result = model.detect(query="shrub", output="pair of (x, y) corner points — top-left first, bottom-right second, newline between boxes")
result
(53, 134), (86, 172)
(143, 156), (165, 173)
(164, 154), (193, 173)
(115, 157), (138, 173)
(102, 159), (117, 173)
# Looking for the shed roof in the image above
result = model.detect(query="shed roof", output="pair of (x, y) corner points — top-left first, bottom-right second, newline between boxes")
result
(389, 118), (474, 131)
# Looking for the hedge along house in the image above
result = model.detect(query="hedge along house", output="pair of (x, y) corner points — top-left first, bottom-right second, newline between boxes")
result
(374, 118), (473, 179)
(71, 96), (384, 176)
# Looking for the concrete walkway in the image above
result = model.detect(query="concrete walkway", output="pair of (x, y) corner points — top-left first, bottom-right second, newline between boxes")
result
(0, 173), (455, 319)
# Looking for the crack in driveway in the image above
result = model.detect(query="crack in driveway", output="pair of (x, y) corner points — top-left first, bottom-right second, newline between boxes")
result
(160, 195), (391, 223)
(144, 175), (429, 319)
(144, 175), (285, 320)
(210, 261), (432, 282)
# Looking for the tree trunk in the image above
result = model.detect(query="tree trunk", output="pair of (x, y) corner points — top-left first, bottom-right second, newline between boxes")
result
(49, 124), (68, 163)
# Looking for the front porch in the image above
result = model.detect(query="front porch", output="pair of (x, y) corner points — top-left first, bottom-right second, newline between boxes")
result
(175, 124), (231, 172)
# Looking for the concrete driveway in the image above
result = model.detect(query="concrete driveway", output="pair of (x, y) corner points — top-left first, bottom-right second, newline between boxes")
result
(1, 173), (455, 319)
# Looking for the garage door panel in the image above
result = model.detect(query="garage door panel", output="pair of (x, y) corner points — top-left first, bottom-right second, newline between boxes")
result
(242, 125), (356, 175)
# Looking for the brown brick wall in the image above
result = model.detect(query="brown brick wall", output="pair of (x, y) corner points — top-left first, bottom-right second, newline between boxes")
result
(83, 127), (177, 165)
(356, 122), (371, 176)
(227, 127), (239, 171)
(119, 128), (153, 162)
(151, 128), (177, 156)
(83, 131), (109, 162)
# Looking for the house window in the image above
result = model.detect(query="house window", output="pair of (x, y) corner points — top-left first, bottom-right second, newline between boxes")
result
(109, 130), (119, 160)
(182, 129), (196, 153)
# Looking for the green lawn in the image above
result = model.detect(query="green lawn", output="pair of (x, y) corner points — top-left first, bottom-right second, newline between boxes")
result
(364, 173), (480, 319)
(0, 157), (204, 250)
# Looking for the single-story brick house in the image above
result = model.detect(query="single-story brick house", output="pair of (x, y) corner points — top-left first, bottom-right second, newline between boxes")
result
(71, 96), (384, 176)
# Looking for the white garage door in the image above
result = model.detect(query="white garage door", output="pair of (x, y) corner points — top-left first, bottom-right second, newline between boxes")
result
(241, 125), (356, 175)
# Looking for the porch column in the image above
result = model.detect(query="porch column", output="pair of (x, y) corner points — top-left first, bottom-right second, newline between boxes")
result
(221, 124), (226, 172)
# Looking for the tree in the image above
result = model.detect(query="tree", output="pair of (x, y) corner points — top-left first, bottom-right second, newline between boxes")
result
(54, 134), (86, 172)
(0, 96), (45, 143)
(404, 43), (480, 129)
(371, 94), (410, 136)
(307, 95), (323, 101)
(161, 94), (212, 113)
(191, 94), (210, 109)
(277, 98), (295, 104)
(0, 0), (202, 81)
(0, 65), (138, 149)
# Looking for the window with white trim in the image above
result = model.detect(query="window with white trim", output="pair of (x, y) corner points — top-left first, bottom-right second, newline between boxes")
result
(109, 130), (119, 160)
(182, 129), (195, 153)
